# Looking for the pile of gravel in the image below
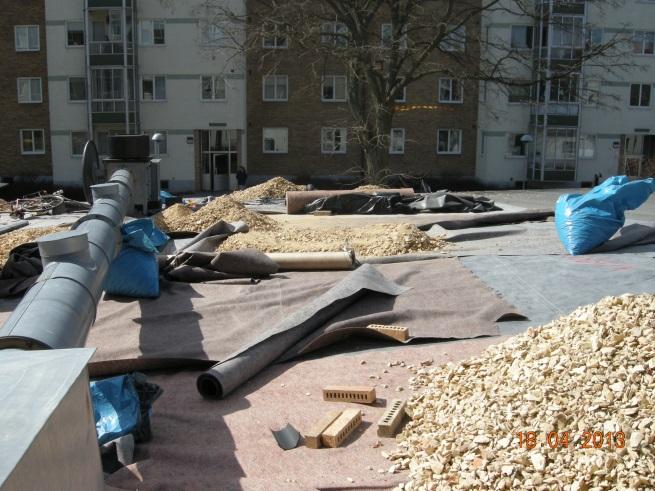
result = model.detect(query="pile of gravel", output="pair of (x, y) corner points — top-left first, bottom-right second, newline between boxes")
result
(230, 177), (304, 202)
(391, 294), (655, 490)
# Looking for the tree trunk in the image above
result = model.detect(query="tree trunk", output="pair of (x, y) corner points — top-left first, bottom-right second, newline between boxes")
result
(361, 104), (393, 184)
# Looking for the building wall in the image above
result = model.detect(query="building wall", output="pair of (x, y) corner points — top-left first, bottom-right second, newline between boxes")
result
(477, 0), (655, 187)
(246, 2), (481, 183)
(0, 0), (52, 180)
(45, 0), (247, 192)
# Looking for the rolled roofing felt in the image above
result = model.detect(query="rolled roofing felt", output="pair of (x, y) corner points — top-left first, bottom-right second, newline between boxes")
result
(265, 251), (355, 271)
(196, 264), (409, 399)
(285, 189), (415, 214)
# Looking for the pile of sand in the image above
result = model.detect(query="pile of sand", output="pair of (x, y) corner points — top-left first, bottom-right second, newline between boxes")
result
(0, 225), (70, 266)
(230, 177), (304, 202)
(218, 223), (446, 257)
(354, 185), (389, 192)
(153, 197), (279, 233)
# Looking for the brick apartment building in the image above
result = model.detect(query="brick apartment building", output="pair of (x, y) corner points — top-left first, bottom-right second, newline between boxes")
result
(0, 0), (52, 182)
(246, 2), (481, 183)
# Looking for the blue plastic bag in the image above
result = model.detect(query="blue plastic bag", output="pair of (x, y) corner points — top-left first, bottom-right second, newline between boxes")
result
(104, 220), (166, 298)
(555, 176), (655, 255)
(90, 375), (141, 445)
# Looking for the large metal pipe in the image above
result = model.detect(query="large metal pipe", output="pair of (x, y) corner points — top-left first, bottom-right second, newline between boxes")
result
(0, 170), (134, 350)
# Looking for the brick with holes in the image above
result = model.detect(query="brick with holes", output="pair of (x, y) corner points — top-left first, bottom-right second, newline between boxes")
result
(367, 324), (410, 342)
(377, 399), (407, 437)
(322, 386), (377, 404)
(321, 409), (362, 448)
(304, 410), (342, 449)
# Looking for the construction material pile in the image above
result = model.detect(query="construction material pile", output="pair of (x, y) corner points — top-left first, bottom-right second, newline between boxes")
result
(0, 225), (70, 266)
(219, 223), (446, 257)
(152, 197), (279, 233)
(392, 294), (655, 490)
(230, 177), (304, 202)
(354, 185), (389, 192)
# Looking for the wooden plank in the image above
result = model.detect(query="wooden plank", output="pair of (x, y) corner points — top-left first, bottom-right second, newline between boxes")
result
(377, 399), (407, 438)
(321, 409), (362, 448)
(322, 385), (377, 404)
(304, 410), (342, 449)
(367, 324), (409, 342)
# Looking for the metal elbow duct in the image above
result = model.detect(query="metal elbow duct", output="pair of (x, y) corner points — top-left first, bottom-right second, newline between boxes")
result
(0, 170), (134, 351)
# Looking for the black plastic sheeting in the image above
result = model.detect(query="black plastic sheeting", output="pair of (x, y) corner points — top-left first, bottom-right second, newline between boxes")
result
(303, 191), (501, 215)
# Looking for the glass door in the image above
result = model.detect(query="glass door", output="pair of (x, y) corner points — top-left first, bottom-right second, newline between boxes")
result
(200, 129), (239, 192)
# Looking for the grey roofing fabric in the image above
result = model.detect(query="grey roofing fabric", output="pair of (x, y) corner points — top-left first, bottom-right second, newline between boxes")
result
(460, 253), (655, 336)
(197, 264), (408, 398)
(81, 259), (519, 379)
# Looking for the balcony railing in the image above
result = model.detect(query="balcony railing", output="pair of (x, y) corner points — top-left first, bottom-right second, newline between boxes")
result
(92, 99), (124, 112)
(90, 41), (133, 55)
(531, 103), (580, 117)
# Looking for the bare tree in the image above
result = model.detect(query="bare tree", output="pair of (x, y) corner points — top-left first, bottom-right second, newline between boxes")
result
(193, 0), (632, 183)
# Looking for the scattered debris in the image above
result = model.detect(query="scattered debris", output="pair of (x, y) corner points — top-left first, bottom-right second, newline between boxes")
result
(154, 196), (279, 233)
(230, 177), (304, 202)
(354, 185), (389, 191)
(0, 225), (70, 266)
(394, 294), (655, 490)
(372, 440), (382, 448)
(219, 223), (446, 257)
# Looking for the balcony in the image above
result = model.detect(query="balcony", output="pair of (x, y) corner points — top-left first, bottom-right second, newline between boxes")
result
(530, 103), (579, 126)
(89, 41), (134, 66)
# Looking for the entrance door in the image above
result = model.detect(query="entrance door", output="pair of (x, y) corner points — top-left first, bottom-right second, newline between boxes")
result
(200, 129), (239, 192)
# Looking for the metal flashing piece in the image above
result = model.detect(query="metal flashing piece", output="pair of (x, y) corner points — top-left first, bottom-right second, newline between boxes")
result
(271, 424), (301, 450)
(37, 230), (90, 265)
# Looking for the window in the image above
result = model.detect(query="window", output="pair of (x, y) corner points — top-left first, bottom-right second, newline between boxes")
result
(263, 75), (288, 101)
(66, 22), (84, 46)
(381, 23), (407, 49)
(437, 129), (462, 154)
(395, 83), (407, 103)
(15, 26), (39, 51)
(142, 76), (166, 101)
(582, 79), (600, 105)
(71, 132), (87, 156)
(321, 76), (347, 102)
(550, 74), (579, 103)
(140, 20), (165, 45)
(550, 16), (583, 59)
(91, 68), (124, 112)
(17, 78), (42, 103)
(633, 31), (655, 55)
(201, 23), (224, 45)
(440, 25), (466, 52)
(390, 128), (405, 154)
(321, 128), (347, 153)
(507, 133), (528, 157)
(630, 83), (651, 107)
(578, 134), (596, 159)
(20, 129), (45, 155)
(263, 128), (288, 153)
(262, 24), (288, 48)
(321, 22), (348, 47)
(585, 28), (603, 50)
(148, 131), (168, 155)
(511, 25), (533, 50)
(439, 78), (463, 103)
(68, 77), (86, 101)
(201, 76), (226, 100)
(508, 82), (531, 103)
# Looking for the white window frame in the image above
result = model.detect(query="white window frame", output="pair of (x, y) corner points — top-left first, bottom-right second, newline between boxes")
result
(440, 25), (466, 52)
(262, 24), (288, 49)
(262, 127), (289, 154)
(20, 129), (45, 155)
(140, 20), (166, 46)
(321, 128), (347, 154)
(510, 25), (534, 50)
(200, 23), (225, 45)
(68, 77), (87, 102)
(262, 75), (288, 101)
(321, 75), (347, 102)
(321, 22), (348, 47)
(632, 30), (655, 55)
(66, 21), (85, 47)
(141, 75), (167, 101)
(17, 77), (42, 104)
(437, 129), (462, 155)
(629, 83), (651, 108)
(200, 75), (226, 101)
(71, 131), (88, 157)
(15, 25), (40, 51)
(578, 134), (596, 159)
(381, 23), (408, 49)
(438, 78), (463, 103)
(389, 128), (405, 155)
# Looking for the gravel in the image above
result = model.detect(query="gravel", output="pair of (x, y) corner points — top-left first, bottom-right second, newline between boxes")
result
(0, 225), (70, 266)
(229, 177), (304, 202)
(390, 294), (655, 490)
